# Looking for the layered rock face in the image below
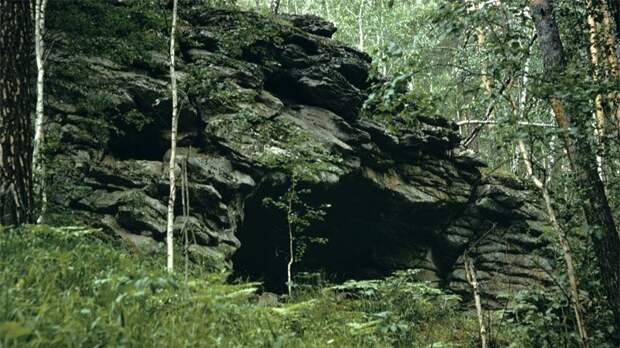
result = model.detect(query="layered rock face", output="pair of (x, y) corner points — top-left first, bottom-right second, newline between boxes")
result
(46, 6), (552, 303)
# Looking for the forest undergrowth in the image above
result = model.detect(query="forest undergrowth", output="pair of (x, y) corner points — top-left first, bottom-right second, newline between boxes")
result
(0, 226), (480, 347)
(2, 226), (601, 347)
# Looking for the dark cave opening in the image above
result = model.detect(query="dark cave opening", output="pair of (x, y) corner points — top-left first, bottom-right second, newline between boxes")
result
(107, 104), (202, 161)
(231, 174), (452, 293)
(108, 123), (168, 161)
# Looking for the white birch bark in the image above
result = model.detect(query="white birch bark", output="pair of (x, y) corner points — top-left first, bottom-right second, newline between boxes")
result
(517, 140), (589, 347)
(270, 0), (281, 14)
(286, 191), (294, 297)
(464, 257), (488, 348)
(357, 0), (366, 51)
(286, 178), (296, 297)
(166, 0), (179, 273)
(32, 0), (48, 224)
(516, 50), (589, 347)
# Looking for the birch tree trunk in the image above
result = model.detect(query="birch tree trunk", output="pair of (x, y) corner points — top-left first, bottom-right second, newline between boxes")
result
(357, 0), (366, 51)
(270, 0), (281, 14)
(32, 0), (48, 224)
(464, 257), (488, 348)
(0, 0), (34, 225)
(529, 0), (620, 338)
(597, 0), (620, 135)
(599, 0), (619, 73)
(166, 0), (179, 273)
(286, 186), (294, 297)
(585, 0), (615, 185)
(517, 141), (590, 347)
(516, 48), (588, 345)
(476, 28), (493, 95)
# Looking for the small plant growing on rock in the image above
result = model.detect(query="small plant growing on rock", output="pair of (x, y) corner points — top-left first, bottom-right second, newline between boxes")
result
(363, 71), (438, 135)
(262, 176), (329, 297)
(256, 123), (340, 297)
(212, 106), (342, 296)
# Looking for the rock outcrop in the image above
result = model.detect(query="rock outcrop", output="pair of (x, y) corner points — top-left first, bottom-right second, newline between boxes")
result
(46, 5), (553, 304)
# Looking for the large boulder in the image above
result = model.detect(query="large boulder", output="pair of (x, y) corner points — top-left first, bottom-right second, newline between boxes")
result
(46, 5), (553, 303)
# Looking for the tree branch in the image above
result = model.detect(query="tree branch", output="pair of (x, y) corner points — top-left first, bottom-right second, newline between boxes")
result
(457, 120), (556, 127)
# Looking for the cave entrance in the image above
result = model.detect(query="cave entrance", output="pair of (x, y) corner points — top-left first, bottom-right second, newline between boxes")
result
(230, 183), (293, 292)
(231, 175), (446, 293)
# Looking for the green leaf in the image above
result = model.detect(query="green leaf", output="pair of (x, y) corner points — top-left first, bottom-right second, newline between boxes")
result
(0, 321), (32, 339)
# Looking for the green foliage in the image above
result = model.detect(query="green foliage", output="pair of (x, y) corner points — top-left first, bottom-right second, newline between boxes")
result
(48, 0), (169, 67)
(184, 65), (259, 113)
(329, 270), (475, 346)
(1, 226), (486, 347)
(246, 114), (339, 294)
(262, 181), (330, 293)
(363, 71), (438, 135)
(182, 0), (238, 8)
(256, 123), (342, 182)
(211, 106), (343, 180)
(185, 10), (287, 59)
(494, 288), (616, 348)
(496, 289), (578, 347)
(120, 109), (153, 133)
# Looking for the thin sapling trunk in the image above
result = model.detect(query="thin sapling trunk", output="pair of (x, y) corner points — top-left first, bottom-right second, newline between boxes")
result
(166, 0), (179, 273)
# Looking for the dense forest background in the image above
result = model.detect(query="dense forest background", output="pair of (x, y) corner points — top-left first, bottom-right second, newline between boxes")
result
(1, 0), (619, 347)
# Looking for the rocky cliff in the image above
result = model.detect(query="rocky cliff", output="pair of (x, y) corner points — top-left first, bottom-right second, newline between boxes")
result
(46, 4), (553, 304)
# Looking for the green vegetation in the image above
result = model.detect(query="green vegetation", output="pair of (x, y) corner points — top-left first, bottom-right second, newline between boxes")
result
(363, 72), (439, 135)
(4, 226), (607, 347)
(1, 226), (483, 347)
(48, 0), (168, 66)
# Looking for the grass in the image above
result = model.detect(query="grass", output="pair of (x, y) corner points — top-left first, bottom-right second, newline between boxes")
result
(0, 225), (482, 347)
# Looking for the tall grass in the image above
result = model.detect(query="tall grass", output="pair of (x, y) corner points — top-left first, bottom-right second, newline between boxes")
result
(1, 225), (480, 347)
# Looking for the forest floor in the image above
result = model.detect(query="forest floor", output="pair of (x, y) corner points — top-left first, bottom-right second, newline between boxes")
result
(0, 225), (486, 347)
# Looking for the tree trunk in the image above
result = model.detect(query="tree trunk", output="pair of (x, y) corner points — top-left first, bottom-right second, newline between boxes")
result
(599, 0), (619, 68)
(32, 0), (48, 224)
(181, 150), (191, 284)
(270, 0), (281, 14)
(597, 0), (620, 135)
(0, 0), (34, 226)
(611, 0), (620, 40)
(476, 28), (494, 95)
(286, 188), (294, 297)
(357, 0), (366, 51)
(464, 257), (488, 348)
(166, 0), (179, 273)
(516, 48), (589, 346)
(585, 0), (609, 184)
(518, 140), (590, 347)
(529, 0), (620, 338)
(286, 177), (297, 297)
